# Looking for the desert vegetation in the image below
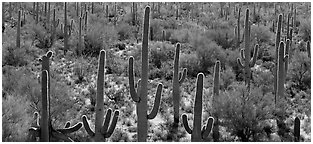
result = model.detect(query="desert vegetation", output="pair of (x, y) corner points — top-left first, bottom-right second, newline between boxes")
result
(2, 2), (311, 142)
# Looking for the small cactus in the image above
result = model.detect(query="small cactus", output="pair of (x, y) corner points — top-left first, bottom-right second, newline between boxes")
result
(182, 73), (214, 142)
(294, 117), (300, 142)
(82, 50), (120, 141)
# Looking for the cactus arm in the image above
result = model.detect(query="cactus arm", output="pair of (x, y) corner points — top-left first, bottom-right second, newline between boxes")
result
(240, 49), (245, 59)
(46, 51), (53, 58)
(82, 115), (95, 137)
(237, 58), (244, 69)
(182, 114), (192, 134)
(179, 68), (187, 84)
(147, 83), (163, 119)
(201, 117), (214, 138)
(128, 57), (140, 102)
(101, 109), (112, 134)
(249, 44), (259, 67)
(283, 55), (289, 62)
(104, 111), (120, 138)
(64, 121), (71, 128)
(41, 70), (49, 142)
(56, 122), (83, 134)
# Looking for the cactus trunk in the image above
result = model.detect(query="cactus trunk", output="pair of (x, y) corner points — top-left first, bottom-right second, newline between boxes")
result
(16, 10), (21, 48)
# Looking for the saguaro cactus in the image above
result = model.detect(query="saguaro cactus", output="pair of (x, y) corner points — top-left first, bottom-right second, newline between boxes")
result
(64, 2), (68, 55)
(172, 43), (187, 126)
(236, 7), (241, 47)
(51, 8), (59, 43)
(29, 51), (82, 142)
(212, 61), (220, 142)
(276, 41), (289, 107)
(16, 10), (21, 48)
(274, 14), (282, 104)
(128, 6), (163, 142)
(294, 117), (300, 142)
(82, 50), (120, 141)
(237, 9), (259, 89)
(182, 73), (214, 142)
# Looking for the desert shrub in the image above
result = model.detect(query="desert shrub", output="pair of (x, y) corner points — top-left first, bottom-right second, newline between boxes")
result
(250, 25), (273, 44)
(2, 43), (28, 67)
(106, 49), (128, 75)
(204, 28), (236, 49)
(179, 53), (200, 77)
(28, 23), (52, 49)
(109, 127), (130, 142)
(2, 94), (33, 142)
(216, 83), (275, 142)
(299, 17), (311, 41)
(192, 35), (227, 73)
(169, 28), (189, 44)
(288, 51), (310, 91)
(83, 23), (118, 56)
(220, 66), (236, 90)
(149, 42), (175, 68)
(116, 23), (136, 41)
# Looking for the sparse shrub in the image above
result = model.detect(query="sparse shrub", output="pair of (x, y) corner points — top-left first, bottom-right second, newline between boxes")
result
(179, 53), (200, 77)
(2, 94), (32, 142)
(192, 35), (227, 73)
(250, 25), (273, 44)
(204, 28), (235, 49)
(170, 28), (189, 43)
(116, 23), (135, 41)
(29, 23), (52, 49)
(149, 42), (175, 68)
(83, 23), (118, 56)
(109, 127), (130, 142)
(217, 82), (275, 142)
(2, 43), (28, 67)
(299, 17), (311, 41)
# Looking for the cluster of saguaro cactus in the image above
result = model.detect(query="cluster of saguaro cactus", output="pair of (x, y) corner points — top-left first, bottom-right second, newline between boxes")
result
(182, 73), (214, 142)
(128, 6), (163, 142)
(82, 50), (120, 141)
(172, 43), (187, 127)
(29, 51), (82, 142)
(237, 9), (259, 89)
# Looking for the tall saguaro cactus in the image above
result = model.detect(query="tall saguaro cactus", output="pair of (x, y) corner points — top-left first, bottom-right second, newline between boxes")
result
(236, 8), (241, 47)
(212, 61), (220, 142)
(237, 9), (259, 89)
(172, 43), (187, 126)
(82, 50), (120, 141)
(276, 41), (289, 107)
(182, 73), (214, 142)
(274, 14), (282, 105)
(307, 41), (310, 58)
(128, 6), (163, 142)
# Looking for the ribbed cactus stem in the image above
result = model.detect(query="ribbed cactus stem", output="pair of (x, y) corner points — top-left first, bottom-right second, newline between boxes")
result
(284, 39), (290, 77)
(82, 50), (119, 141)
(307, 41), (310, 58)
(274, 14), (283, 105)
(294, 117), (300, 142)
(128, 6), (163, 141)
(182, 73), (214, 142)
(41, 70), (49, 142)
(237, 8), (241, 47)
(64, 2), (68, 55)
(212, 61), (220, 142)
(173, 43), (187, 125)
(277, 41), (288, 105)
(16, 10), (21, 48)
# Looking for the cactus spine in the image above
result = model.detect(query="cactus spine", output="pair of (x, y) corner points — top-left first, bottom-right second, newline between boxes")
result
(182, 73), (214, 142)
(294, 117), (300, 142)
(82, 50), (120, 141)
(237, 9), (259, 89)
(212, 61), (220, 142)
(16, 10), (21, 48)
(172, 43), (187, 126)
(128, 6), (163, 142)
